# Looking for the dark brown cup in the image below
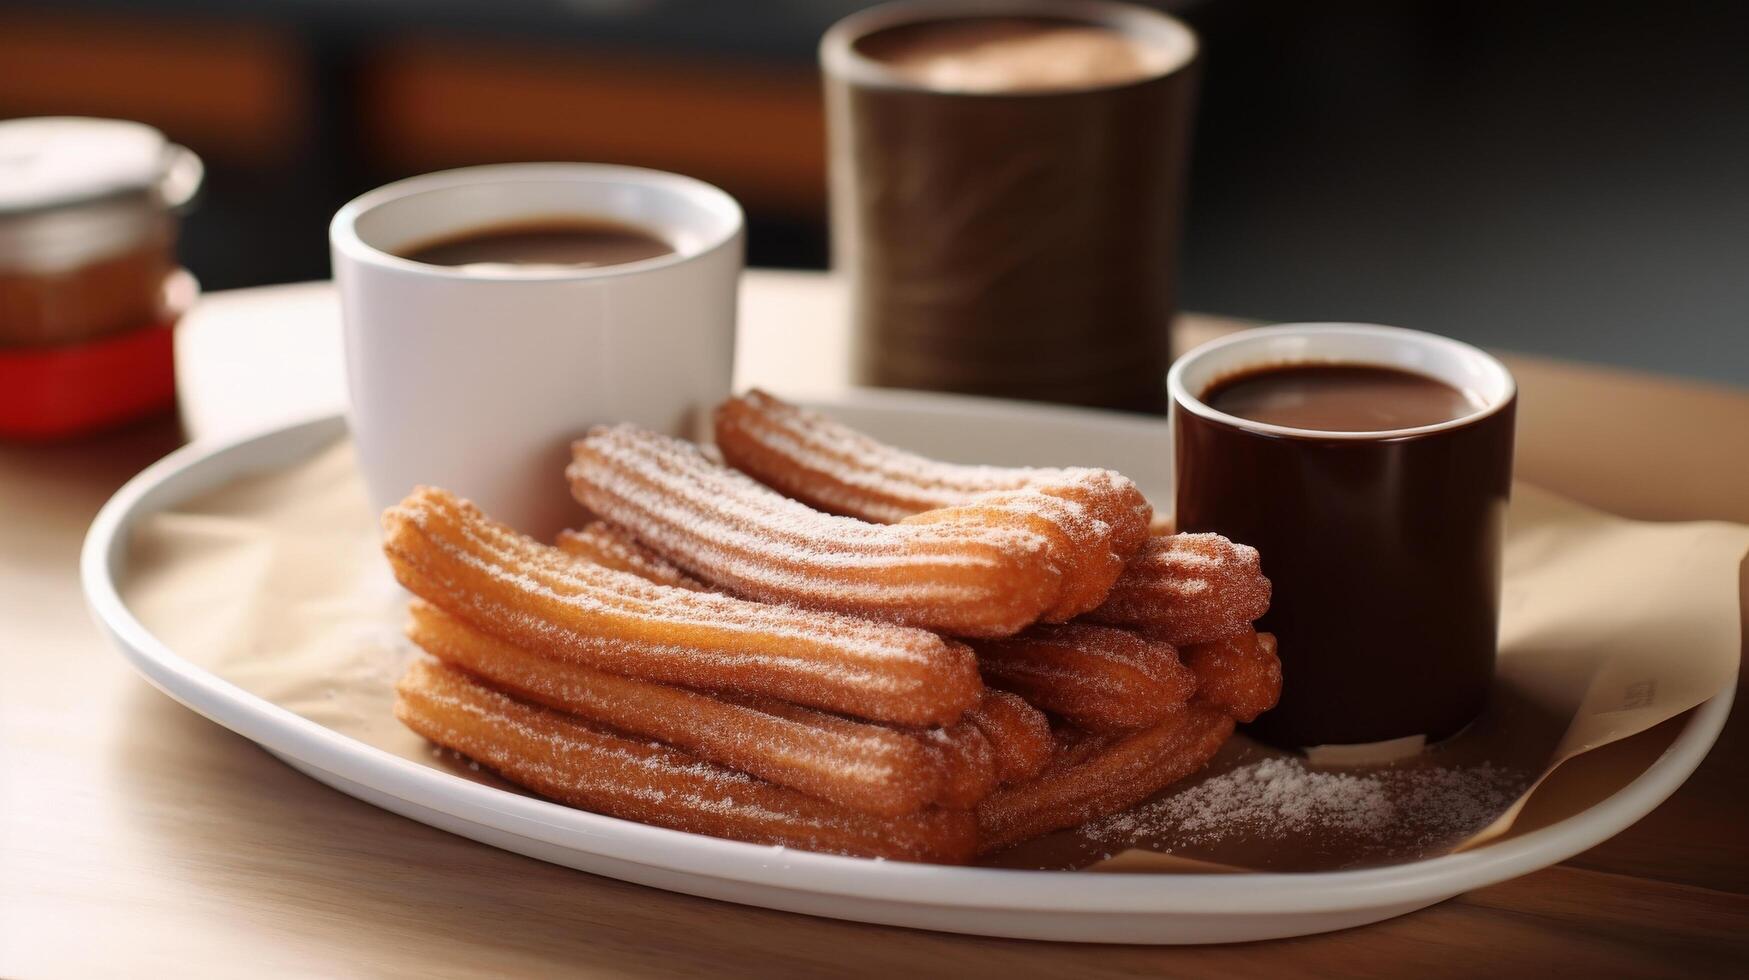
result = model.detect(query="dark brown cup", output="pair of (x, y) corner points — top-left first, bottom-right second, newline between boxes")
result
(1170, 324), (1517, 749)
(821, 1), (1199, 413)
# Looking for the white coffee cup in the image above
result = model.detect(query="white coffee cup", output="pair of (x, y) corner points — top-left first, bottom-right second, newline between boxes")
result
(331, 164), (743, 537)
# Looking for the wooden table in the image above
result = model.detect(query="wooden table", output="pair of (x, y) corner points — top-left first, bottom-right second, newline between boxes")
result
(3, 273), (1745, 976)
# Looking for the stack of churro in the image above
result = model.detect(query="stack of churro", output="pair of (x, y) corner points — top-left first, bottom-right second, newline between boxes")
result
(386, 390), (1279, 863)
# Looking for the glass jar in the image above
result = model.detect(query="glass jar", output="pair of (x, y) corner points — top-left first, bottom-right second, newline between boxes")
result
(0, 117), (201, 348)
(0, 118), (202, 439)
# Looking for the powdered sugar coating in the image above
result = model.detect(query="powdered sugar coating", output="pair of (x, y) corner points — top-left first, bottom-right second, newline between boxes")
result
(1088, 756), (1525, 862)
(395, 659), (979, 862)
(567, 424), (1076, 637)
(382, 487), (981, 726)
(1088, 533), (1272, 643)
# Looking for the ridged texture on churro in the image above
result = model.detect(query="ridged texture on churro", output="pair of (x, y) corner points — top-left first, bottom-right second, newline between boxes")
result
(396, 660), (980, 862)
(924, 721), (1001, 809)
(714, 389), (1152, 554)
(972, 623), (1196, 734)
(1182, 629), (1283, 723)
(567, 424), (1078, 637)
(976, 705), (1235, 853)
(555, 521), (707, 591)
(966, 690), (1055, 785)
(382, 486), (982, 726)
(407, 600), (974, 816)
(899, 485), (1127, 622)
(1087, 533), (1272, 645)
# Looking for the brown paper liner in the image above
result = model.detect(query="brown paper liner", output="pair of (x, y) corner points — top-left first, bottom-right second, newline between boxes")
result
(120, 439), (1747, 873)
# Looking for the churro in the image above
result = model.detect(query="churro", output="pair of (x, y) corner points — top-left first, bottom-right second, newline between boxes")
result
(976, 704), (1235, 853)
(396, 660), (979, 862)
(1183, 629), (1283, 723)
(900, 484), (1127, 622)
(383, 487), (982, 726)
(408, 599), (970, 815)
(966, 690), (1054, 785)
(567, 424), (1077, 636)
(714, 389), (1152, 555)
(972, 623), (1196, 734)
(925, 720), (1001, 809)
(1087, 533), (1272, 645)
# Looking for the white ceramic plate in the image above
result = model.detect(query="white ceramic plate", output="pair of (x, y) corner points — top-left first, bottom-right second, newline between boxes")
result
(82, 391), (1733, 944)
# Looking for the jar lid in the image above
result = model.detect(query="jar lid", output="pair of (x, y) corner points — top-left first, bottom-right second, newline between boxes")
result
(0, 117), (199, 215)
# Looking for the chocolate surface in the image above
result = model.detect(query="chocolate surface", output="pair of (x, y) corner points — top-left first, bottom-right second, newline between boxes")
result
(1176, 386), (1515, 747)
(857, 16), (1164, 92)
(1204, 363), (1480, 432)
(398, 218), (672, 271)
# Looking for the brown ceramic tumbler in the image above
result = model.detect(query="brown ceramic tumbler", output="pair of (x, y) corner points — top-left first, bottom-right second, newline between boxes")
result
(1170, 324), (1517, 749)
(821, 1), (1199, 413)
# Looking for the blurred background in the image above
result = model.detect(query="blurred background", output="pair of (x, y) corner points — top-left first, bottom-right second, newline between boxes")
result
(2, 0), (1743, 384)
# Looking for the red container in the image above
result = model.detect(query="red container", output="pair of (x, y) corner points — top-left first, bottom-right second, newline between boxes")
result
(0, 119), (203, 440)
(0, 270), (193, 440)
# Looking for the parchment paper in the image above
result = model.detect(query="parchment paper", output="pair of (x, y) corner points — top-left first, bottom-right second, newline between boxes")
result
(121, 438), (1748, 872)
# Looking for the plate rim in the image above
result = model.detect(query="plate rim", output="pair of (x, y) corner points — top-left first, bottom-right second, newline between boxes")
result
(80, 400), (1737, 919)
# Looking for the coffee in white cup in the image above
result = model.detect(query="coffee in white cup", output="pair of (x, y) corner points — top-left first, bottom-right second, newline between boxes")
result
(330, 163), (743, 536)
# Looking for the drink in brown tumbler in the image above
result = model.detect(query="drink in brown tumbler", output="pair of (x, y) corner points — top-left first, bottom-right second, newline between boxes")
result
(1170, 324), (1517, 749)
(821, 1), (1200, 413)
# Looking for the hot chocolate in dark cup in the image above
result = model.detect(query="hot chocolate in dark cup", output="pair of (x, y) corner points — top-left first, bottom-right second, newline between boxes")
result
(821, 0), (1199, 413)
(1169, 324), (1517, 751)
